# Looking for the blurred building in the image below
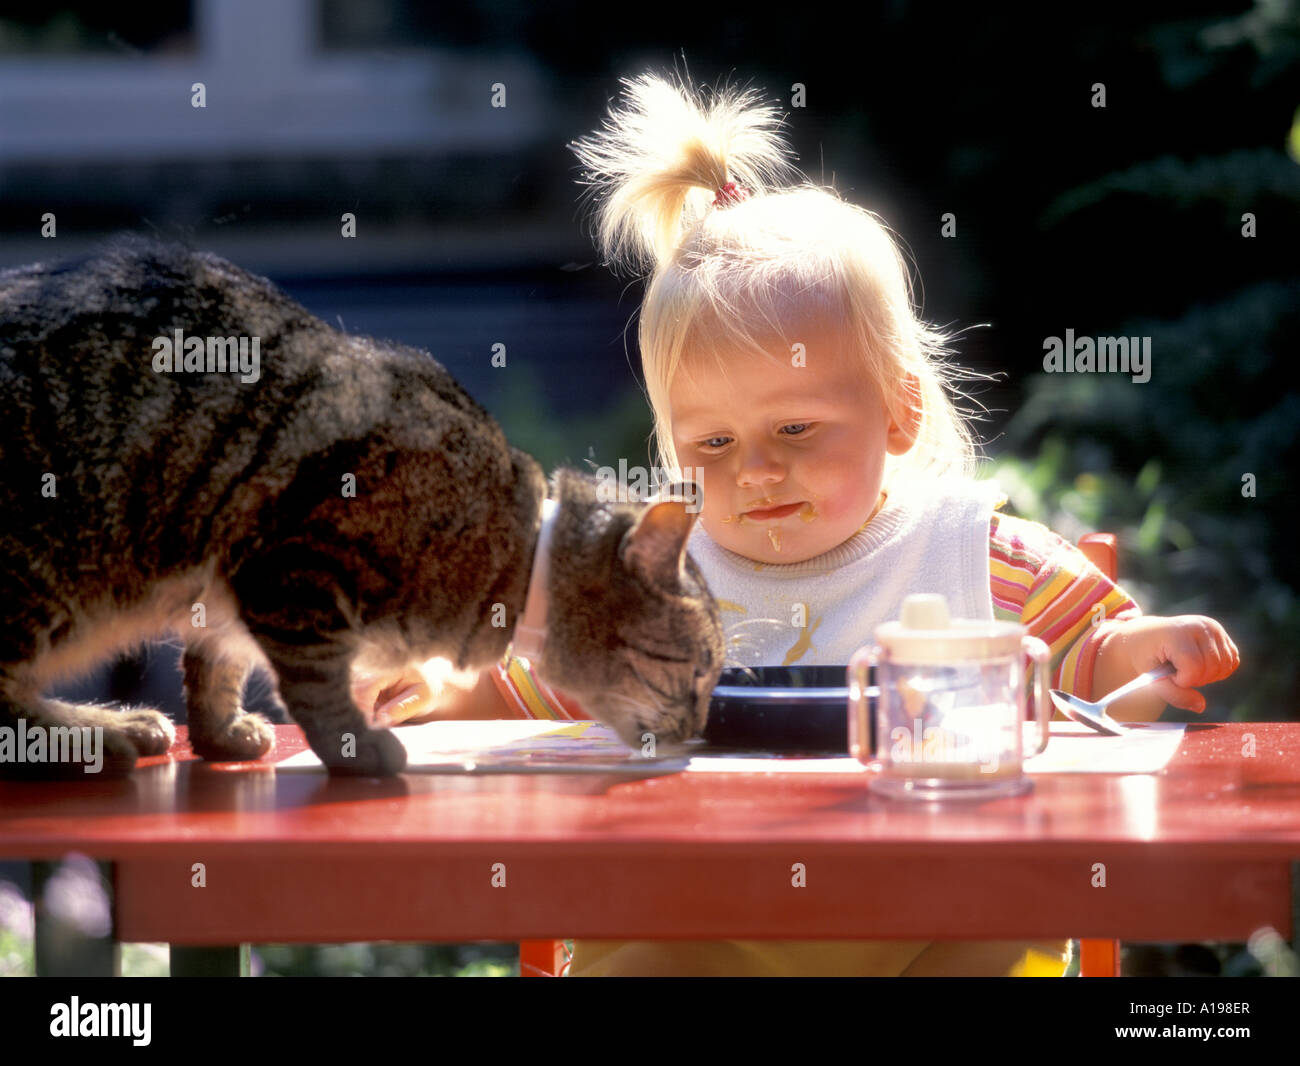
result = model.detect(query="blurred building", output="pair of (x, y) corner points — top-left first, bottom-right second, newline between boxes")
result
(0, 0), (581, 272)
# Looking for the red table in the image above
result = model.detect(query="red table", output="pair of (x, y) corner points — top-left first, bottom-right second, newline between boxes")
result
(2, 722), (1298, 973)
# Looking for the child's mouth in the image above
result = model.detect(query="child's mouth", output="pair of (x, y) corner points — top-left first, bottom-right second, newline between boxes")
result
(743, 501), (804, 521)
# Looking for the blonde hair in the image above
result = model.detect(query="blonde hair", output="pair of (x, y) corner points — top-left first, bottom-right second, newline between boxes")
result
(570, 71), (989, 493)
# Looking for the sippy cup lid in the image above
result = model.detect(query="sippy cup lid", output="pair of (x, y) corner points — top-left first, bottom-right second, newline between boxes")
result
(874, 593), (1026, 663)
(899, 593), (950, 630)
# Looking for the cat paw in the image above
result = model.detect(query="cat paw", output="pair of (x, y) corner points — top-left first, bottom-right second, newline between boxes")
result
(115, 707), (177, 756)
(322, 726), (407, 777)
(44, 701), (176, 758)
(0, 723), (140, 780)
(190, 712), (275, 763)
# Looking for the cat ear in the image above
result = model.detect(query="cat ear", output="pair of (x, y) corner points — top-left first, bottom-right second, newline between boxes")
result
(655, 479), (703, 512)
(619, 496), (700, 588)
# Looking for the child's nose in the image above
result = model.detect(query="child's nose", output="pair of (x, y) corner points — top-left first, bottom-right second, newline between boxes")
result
(735, 444), (786, 486)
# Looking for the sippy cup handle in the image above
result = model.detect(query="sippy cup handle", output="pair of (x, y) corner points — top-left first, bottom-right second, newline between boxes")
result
(847, 645), (879, 763)
(1021, 635), (1052, 757)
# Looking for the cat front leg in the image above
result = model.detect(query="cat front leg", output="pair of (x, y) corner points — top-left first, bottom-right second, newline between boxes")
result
(0, 686), (152, 779)
(181, 645), (275, 763)
(251, 638), (407, 776)
(230, 547), (407, 776)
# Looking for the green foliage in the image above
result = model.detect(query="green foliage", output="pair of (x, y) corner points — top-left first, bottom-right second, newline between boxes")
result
(0, 934), (518, 977)
(988, 1), (1300, 724)
(253, 942), (517, 977)
(1039, 149), (1300, 227)
(492, 361), (657, 476)
(120, 943), (169, 977)
(0, 925), (31, 977)
(987, 281), (1300, 723)
(0, 878), (521, 975)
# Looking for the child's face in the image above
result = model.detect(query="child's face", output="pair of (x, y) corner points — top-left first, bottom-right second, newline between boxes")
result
(669, 323), (917, 565)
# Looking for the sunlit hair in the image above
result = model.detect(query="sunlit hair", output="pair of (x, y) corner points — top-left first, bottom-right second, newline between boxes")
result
(570, 71), (992, 494)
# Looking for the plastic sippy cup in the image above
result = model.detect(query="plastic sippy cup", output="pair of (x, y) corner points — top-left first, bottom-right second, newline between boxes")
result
(848, 593), (1051, 800)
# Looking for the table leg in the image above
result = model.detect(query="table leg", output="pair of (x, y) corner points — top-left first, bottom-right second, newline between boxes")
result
(32, 859), (120, 977)
(170, 945), (250, 977)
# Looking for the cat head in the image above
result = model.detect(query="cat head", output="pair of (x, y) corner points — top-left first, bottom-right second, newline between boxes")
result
(534, 468), (724, 751)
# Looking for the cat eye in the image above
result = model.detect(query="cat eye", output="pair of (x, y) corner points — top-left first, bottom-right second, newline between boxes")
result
(635, 646), (693, 666)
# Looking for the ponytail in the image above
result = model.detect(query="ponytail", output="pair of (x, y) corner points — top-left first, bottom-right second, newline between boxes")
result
(569, 72), (797, 274)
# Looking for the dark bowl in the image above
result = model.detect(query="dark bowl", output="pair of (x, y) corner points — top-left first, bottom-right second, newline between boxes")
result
(703, 665), (873, 754)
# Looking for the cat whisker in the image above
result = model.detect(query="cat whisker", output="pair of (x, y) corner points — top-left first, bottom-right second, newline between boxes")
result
(723, 618), (787, 635)
(719, 659), (761, 681)
(722, 630), (768, 667)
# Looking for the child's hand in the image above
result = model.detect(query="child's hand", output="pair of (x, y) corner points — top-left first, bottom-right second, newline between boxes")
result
(352, 669), (437, 727)
(1109, 615), (1240, 714)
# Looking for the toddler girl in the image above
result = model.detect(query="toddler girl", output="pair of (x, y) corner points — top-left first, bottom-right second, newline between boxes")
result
(362, 72), (1239, 976)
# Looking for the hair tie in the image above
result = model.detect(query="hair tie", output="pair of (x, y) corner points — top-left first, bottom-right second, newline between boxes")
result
(712, 181), (750, 208)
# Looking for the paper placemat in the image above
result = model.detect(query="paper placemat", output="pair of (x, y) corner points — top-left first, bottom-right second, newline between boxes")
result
(273, 719), (689, 775)
(1024, 721), (1185, 773)
(273, 720), (1185, 776)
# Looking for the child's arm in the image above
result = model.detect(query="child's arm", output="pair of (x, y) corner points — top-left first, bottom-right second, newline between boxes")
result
(425, 668), (518, 720)
(352, 662), (515, 725)
(353, 654), (587, 725)
(1090, 615), (1239, 722)
(987, 511), (1238, 723)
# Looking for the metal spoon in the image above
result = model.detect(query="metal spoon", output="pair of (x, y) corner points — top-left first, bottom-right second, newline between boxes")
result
(1048, 662), (1177, 736)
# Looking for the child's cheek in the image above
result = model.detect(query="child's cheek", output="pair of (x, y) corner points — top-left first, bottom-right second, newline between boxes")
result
(807, 490), (847, 525)
(806, 483), (874, 530)
(695, 469), (728, 519)
(700, 497), (747, 544)
(699, 500), (730, 538)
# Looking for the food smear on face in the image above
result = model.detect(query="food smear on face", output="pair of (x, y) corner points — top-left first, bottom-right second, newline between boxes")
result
(798, 502), (817, 522)
(745, 503), (800, 520)
(767, 528), (782, 553)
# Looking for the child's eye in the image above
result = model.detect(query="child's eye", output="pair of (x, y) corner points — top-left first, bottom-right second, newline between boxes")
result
(701, 436), (731, 450)
(781, 423), (810, 436)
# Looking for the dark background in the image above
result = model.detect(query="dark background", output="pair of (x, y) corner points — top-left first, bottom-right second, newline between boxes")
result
(1, 1), (1297, 976)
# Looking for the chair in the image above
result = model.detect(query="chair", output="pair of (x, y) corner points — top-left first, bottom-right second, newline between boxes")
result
(519, 532), (1125, 977)
(1074, 532), (1123, 978)
(520, 938), (573, 978)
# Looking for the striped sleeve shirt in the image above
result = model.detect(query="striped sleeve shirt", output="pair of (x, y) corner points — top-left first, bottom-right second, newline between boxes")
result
(493, 508), (1141, 718)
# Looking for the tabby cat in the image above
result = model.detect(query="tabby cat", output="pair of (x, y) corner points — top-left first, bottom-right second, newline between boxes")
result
(0, 237), (724, 779)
